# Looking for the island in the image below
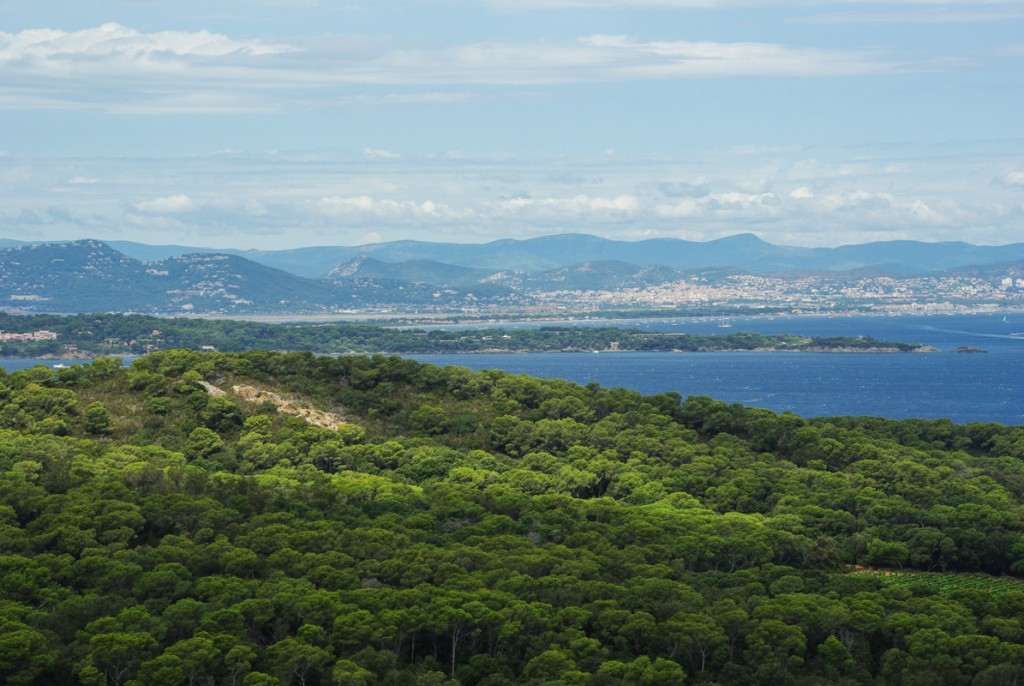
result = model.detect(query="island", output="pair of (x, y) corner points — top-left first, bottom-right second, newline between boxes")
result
(0, 312), (935, 358)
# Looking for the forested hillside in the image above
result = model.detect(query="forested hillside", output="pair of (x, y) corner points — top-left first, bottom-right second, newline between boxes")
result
(2, 351), (1024, 684)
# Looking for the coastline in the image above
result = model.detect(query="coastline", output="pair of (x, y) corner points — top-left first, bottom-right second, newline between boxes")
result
(1, 344), (940, 361)
(192, 307), (1024, 327)
(1, 308), (1001, 359)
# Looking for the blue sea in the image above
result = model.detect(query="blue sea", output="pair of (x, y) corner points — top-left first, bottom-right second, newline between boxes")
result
(3, 313), (1022, 425)
(407, 313), (1024, 426)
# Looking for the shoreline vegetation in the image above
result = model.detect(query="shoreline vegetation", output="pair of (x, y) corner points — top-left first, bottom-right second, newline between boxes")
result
(0, 312), (935, 359)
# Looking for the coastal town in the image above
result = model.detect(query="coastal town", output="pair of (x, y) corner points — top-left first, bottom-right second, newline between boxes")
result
(530, 270), (1024, 315)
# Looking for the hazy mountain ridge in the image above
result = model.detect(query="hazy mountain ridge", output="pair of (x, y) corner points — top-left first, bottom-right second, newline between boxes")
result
(102, 233), (1024, 279)
(2, 237), (1023, 315)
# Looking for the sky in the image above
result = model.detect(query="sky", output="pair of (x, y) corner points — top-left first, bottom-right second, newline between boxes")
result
(0, 0), (1021, 251)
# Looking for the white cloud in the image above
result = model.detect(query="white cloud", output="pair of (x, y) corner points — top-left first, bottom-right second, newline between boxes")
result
(656, 191), (780, 218)
(422, 35), (895, 82)
(244, 200), (270, 217)
(317, 196), (375, 214)
(316, 195), (471, 222)
(494, 194), (639, 216)
(0, 24), (299, 113)
(0, 23), (295, 61)
(656, 199), (700, 218)
(815, 189), (964, 225)
(363, 148), (401, 160)
(134, 194), (198, 214)
(659, 180), (712, 197)
(580, 35), (894, 78)
(106, 92), (282, 116)
(309, 191), (642, 230)
(330, 93), (474, 107)
(790, 186), (814, 199)
(996, 171), (1024, 189)
(590, 195), (640, 211)
(0, 24), (916, 113)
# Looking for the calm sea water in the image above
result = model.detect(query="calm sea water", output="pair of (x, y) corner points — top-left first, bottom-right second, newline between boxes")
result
(408, 313), (1024, 426)
(2, 314), (1021, 424)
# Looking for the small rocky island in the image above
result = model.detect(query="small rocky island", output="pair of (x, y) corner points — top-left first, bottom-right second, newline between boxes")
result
(954, 346), (988, 353)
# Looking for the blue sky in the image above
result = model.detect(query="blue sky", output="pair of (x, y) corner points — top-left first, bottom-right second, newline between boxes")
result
(0, 0), (1020, 250)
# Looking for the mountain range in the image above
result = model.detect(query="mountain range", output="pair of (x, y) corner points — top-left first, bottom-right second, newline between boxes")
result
(1, 234), (1023, 314)
(90, 233), (1024, 279)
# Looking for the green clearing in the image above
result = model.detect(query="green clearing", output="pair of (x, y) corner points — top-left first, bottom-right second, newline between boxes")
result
(854, 569), (1024, 596)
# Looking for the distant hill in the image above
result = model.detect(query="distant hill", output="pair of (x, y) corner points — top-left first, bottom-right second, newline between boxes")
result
(107, 240), (244, 262)
(0, 241), (339, 314)
(812, 240), (1024, 275)
(326, 256), (498, 288)
(0, 240), (160, 312)
(930, 260), (1024, 280)
(496, 260), (687, 291)
(329, 256), (698, 292)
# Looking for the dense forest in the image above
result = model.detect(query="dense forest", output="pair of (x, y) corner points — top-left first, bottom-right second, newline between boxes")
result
(2, 350), (1024, 684)
(0, 312), (926, 357)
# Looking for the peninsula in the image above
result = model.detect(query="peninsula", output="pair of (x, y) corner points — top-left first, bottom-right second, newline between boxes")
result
(0, 312), (933, 358)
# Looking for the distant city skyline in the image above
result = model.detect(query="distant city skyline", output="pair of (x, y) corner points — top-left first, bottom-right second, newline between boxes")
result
(0, 0), (1020, 250)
